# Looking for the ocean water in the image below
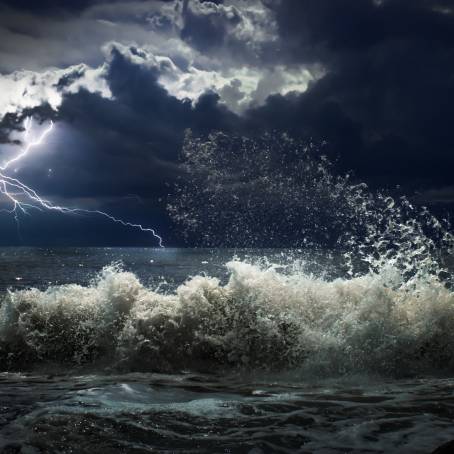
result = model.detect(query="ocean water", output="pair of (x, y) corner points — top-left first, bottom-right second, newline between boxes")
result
(1, 247), (454, 453)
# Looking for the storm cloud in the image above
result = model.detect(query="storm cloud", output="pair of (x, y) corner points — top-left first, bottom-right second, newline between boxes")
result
(0, 0), (453, 245)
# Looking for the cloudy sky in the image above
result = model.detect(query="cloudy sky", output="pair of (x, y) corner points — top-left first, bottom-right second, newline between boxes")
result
(0, 0), (453, 246)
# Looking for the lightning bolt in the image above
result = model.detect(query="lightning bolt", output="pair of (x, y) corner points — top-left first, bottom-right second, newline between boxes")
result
(0, 117), (54, 172)
(0, 117), (164, 247)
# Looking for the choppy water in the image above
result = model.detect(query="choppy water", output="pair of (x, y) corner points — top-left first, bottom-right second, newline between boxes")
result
(0, 247), (454, 453)
(2, 371), (454, 454)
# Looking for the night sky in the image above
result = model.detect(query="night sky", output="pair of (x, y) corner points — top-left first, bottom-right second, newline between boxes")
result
(0, 0), (453, 246)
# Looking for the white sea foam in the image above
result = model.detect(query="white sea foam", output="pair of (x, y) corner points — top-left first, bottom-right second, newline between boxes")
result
(1, 259), (453, 376)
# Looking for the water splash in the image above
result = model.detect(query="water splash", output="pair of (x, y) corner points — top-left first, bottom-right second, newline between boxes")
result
(1, 132), (453, 375)
(1, 261), (454, 375)
(168, 132), (453, 283)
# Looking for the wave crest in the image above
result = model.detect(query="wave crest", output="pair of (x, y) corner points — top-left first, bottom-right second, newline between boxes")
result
(1, 260), (454, 376)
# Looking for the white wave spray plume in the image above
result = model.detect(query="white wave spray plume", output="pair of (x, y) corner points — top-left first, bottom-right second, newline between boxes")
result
(169, 132), (454, 283)
(0, 117), (163, 247)
(1, 131), (454, 375)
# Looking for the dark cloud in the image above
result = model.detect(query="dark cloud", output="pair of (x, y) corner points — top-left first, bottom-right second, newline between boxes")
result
(0, 113), (23, 144)
(414, 186), (454, 206)
(179, 0), (276, 66)
(246, 0), (454, 191)
(269, 0), (454, 62)
(181, 0), (242, 52)
(0, 0), (173, 14)
(0, 0), (103, 13)
(0, 0), (454, 245)
(0, 0), (182, 72)
(0, 44), (240, 245)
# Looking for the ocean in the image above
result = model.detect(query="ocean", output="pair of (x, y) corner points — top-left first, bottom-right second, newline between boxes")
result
(0, 247), (454, 453)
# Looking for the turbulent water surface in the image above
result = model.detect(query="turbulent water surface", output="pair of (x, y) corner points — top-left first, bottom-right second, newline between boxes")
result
(0, 247), (454, 453)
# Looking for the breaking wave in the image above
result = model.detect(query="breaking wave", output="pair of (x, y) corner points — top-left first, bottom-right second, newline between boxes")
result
(1, 259), (454, 376)
(1, 132), (453, 376)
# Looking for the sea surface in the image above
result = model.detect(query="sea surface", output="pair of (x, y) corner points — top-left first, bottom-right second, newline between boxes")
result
(0, 247), (454, 454)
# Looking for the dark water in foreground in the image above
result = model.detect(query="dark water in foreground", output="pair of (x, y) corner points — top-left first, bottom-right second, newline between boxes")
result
(1, 248), (454, 453)
(2, 372), (454, 454)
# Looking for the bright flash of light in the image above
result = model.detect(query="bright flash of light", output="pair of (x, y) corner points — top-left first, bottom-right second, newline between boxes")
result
(0, 117), (54, 172)
(0, 117), (164, 247)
